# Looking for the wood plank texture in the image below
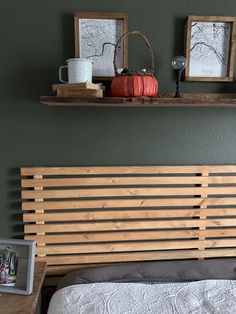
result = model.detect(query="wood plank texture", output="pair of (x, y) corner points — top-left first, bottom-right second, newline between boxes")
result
(23, 218), (236, 233)
(40, 94), (236, 107)
(24, 228), (236, 244)
(35, 239), (236, 255)
(21, 176), (236, 187)
(21, 165), (236, 275)
(21, 186), (236, 199)
(23, 208), (236, 223)
(21, 165), (236, 176)
(36, 249), (236, 265)
(0, 262), (46, 314)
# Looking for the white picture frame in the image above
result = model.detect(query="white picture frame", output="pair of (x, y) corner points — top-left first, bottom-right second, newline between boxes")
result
(0, 239), (35, 295)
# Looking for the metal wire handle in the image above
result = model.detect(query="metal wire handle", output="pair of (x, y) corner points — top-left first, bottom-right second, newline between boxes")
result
(113, 30), (155, 76)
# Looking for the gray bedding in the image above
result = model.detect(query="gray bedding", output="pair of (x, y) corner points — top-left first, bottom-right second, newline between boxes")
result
(57, 258), (236, 290)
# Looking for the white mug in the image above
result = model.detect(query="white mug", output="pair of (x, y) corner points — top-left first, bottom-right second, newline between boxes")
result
(59, 58), (93, 83)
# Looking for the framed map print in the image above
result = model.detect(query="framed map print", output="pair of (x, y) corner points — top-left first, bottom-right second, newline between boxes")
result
(184, 16), (236, 81)
(74, 12), (128, 80)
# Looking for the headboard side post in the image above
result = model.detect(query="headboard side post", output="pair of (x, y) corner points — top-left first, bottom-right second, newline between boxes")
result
(199, 171), (209, 259)
(34, 174), (46, 257)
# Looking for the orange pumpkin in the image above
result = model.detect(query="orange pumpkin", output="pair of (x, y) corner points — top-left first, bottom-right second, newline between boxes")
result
(111, 31), (158, 98)
(111, 74), (158, 97)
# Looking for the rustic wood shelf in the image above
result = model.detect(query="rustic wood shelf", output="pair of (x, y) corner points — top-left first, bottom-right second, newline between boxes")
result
(40, 93), (236, 108)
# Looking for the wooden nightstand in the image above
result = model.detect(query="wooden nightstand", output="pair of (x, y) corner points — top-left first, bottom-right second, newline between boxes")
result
(0, 262), (46, 314)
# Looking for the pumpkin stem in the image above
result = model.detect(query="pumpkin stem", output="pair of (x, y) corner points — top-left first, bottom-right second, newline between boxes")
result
(121, 68), (129, 75)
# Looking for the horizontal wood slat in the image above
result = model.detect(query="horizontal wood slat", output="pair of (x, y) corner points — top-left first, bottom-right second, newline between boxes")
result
(21, 197), (236, 211)
(36, 248), (236, 265)
(21, 198), (203, 210)
(21, 186), (236, 199)
(24, 218), (236, 234)
(35, 239), (236, 255)
(21, 176), (236, 188)
(21, 165), (236, 176)
(21, 165), (236, 276)
(24, 228), (236, 244)
(23, 208), (236, 223)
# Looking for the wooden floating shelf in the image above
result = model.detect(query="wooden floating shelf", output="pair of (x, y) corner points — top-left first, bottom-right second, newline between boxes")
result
(40, 93), (236, 108)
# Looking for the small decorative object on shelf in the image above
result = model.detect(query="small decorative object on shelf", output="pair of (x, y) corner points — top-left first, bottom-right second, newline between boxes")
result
(171, 56), (186, 98)
(52, 82), (105, 97)
(59, 58), (93, 84)
(111, 31), (158, 98)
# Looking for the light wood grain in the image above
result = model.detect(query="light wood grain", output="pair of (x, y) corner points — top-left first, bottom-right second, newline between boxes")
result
(52, 82), (104, 91)
(35, 238), (236, 255)
(21, 198), (204, 210)
(23, 207), (236, 223)
(24, 228), (236, 244)
(21, 186), (236, 199)
(21, 175), (236, 187)
(198, 172), (208, 258)
(21, 165), (236, 276)
(21, 165), (236, 176)
(24, 218), (236, 234)
(36, 248), (236, 265)
(21, 197), (236, 211)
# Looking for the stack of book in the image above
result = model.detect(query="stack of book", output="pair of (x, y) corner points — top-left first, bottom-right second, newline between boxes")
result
(52, 82), (105, 97)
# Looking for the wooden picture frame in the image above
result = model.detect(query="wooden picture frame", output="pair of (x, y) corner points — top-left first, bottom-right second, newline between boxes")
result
(0, 239), (35, 295)
(184, 16), (236, 82)
(74, 12), (128, 80)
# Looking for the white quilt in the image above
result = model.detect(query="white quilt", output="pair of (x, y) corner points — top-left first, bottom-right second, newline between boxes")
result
(47, 280), (236, 314)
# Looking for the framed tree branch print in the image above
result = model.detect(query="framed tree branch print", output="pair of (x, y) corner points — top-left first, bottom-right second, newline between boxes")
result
(74, 12), (128, 80)
(184, 16), (236, 81)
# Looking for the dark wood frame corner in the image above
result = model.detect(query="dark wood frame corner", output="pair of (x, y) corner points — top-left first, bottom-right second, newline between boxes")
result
(74, 12), (128, 81)
(184, 15), (236, 82)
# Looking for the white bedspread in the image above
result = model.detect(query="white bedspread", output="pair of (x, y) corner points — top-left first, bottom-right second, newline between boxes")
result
(47, 280), (236, 314)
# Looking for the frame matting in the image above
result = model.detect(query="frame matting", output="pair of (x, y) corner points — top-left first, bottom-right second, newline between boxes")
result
(74, 12), (128, 80)
(184, 15), (236, 82)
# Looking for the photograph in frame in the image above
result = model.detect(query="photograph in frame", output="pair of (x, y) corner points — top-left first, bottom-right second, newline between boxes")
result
(0, 239), (35, 295)
(0, 246), (18, 287)
(184, 16), (236, 81)
(74, 12), (128, 79)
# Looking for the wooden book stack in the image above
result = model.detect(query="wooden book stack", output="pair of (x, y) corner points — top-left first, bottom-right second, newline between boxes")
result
(52, 82), (104, 97)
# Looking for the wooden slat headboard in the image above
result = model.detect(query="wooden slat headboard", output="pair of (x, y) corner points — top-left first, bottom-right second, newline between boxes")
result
(21, 165), (236, 276)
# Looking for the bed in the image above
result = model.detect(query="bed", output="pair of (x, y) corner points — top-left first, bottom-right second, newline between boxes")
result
(20, 165), (236, 313)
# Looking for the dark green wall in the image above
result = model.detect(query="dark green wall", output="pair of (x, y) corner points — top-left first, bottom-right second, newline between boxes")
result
(1, 0), (236, 238)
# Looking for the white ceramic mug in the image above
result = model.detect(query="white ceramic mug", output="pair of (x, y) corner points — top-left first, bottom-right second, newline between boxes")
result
(59, 58), (93, 83)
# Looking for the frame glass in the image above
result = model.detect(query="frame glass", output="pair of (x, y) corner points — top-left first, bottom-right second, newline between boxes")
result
(0, 239), (35, 295)
(184, 15), (236, 81)
(74, 12), (128, 80)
